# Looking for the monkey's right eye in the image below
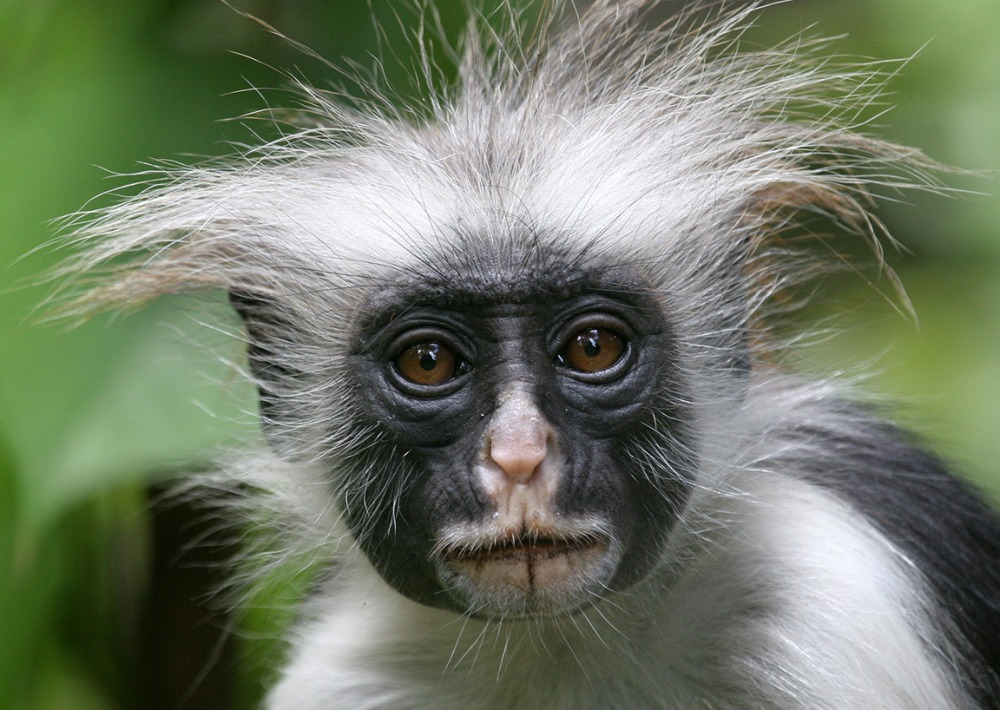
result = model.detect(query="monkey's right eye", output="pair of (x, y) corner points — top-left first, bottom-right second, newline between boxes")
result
(394, 341), (469, 387)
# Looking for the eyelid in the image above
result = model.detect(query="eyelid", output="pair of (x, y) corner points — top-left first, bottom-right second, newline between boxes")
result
(387, 326), (474, 363)
(551, 312), (633, 354)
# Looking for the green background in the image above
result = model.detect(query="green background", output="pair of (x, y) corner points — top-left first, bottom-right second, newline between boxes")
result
(1, 1), (998, 708)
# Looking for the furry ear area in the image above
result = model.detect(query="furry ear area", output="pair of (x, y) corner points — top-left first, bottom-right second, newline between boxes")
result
(44, 236), (247, 322)
(228, 290), (305, 440)
(742, 180), (875, 241)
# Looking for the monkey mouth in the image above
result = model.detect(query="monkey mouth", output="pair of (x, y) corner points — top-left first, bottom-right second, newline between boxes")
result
(434, 527), (616, 616)
(446, 535), (604, 564)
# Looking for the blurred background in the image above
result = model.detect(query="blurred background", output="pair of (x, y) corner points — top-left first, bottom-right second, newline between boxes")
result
(1, 1), (997, 708)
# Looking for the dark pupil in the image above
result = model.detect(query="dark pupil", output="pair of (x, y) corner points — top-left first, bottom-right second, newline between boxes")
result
(582, 331), (601, 357)
(418, 345), (439, 371)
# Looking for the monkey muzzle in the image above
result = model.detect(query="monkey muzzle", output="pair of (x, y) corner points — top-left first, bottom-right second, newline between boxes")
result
(433, 525), (618, 617)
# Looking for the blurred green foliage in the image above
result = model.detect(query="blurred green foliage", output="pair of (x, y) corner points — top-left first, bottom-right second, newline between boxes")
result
(1, 1), (997, 708)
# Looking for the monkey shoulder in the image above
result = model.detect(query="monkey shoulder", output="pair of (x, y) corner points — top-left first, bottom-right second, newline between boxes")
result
(736, 381), (1000, 705)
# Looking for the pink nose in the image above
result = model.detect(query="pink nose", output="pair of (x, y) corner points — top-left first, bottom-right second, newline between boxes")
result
(487, 392), (552, 484)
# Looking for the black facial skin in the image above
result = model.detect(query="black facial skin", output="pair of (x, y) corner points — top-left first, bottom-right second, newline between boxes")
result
(339, 261), (699, 614)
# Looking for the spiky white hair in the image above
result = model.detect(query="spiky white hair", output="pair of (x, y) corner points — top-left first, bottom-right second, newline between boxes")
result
(52, 0), (940, 463)
(55, 1), (937, 312)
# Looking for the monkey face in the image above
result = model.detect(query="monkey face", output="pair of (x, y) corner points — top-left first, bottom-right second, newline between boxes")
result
(336, 253), (698, 618)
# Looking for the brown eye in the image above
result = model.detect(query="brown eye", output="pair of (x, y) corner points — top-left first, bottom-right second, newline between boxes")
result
(560, 328), (625, 373)
(395, 342), (459, 386)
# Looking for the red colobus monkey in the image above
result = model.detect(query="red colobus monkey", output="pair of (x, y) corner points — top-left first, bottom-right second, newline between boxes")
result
(55, 2), (1000, 708)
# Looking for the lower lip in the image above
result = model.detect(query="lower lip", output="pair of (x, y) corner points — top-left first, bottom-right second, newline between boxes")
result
(444, 538), (610, 600)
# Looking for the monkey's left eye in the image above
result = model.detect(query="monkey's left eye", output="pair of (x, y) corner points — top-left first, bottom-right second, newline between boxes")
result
(556, 327), (627, 375)
(394, 341), (470, 387)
